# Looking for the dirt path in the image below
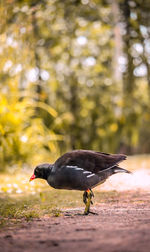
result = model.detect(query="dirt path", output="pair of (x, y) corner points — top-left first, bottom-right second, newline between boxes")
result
(0, 191), (150, 252)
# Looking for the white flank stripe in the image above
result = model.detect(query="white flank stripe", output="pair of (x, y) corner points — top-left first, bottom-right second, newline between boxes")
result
(83, 171), (91, 174)
(66, 165), (83, 171)
(97, 165), (116, 174)
(66, 165), (77, 168)
(75, 168), (84, 171)
(87, 174), (95, 178)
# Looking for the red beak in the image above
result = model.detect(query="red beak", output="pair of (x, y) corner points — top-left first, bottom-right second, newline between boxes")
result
(29, 174), (36, 182)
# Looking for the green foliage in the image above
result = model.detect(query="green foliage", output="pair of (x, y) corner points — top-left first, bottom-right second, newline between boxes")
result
(0, 90), (62, 170)
(0, 0), (150, 170)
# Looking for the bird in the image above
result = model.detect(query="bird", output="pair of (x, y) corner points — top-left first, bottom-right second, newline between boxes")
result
(29, 150), (131, 215)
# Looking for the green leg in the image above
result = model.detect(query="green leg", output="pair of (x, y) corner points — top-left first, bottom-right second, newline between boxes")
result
(83, 189), (94, 215)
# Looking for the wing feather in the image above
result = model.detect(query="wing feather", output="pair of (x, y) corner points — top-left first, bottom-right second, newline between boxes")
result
(54, 150), (126, 174)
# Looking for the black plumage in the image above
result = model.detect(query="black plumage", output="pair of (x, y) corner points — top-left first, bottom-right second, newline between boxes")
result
(30, 150), (131, 214)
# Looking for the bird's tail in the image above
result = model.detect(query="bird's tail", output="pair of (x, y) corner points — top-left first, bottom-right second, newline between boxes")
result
(113, 166), (132, 174)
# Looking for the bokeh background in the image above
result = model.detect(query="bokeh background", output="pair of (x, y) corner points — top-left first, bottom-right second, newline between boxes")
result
(0, 0), (150, 172)
(0, 1), (150, 224)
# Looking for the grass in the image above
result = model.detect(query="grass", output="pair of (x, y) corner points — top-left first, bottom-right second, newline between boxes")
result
(0, 154), (150, 229)
(0, 187), (120, 228)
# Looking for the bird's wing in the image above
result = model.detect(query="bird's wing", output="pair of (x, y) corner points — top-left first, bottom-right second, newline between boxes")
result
(54, 150), (126, 173)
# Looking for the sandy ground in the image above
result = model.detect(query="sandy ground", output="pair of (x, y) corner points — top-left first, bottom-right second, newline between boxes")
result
(0, 191), (150, 252)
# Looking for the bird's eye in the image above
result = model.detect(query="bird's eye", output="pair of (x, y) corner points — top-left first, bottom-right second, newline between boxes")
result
(34, 168), (39, 175)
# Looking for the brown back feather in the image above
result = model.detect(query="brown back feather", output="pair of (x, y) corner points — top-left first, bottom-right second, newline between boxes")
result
(54, 150), (126, 173)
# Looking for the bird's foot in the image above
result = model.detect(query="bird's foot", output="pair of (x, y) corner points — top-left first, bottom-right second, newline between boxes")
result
(84, 210), (98, 215)
(88, 210), (98, 215)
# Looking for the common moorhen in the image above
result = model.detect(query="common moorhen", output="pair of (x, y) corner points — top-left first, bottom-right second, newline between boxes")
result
(29, 150), (131, 215)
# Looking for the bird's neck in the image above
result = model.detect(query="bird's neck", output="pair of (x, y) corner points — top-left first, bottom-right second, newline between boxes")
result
(42, 165), (53, 180)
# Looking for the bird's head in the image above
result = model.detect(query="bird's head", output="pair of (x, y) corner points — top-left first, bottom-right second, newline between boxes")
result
(29, 163), (52, 182)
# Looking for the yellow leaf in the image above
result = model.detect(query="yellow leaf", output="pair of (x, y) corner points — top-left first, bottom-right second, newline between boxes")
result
(110, 123), (118, 132)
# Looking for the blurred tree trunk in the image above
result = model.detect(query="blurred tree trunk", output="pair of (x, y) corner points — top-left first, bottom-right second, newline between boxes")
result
(64, 4), (80, 150)
(31, 6), (43, 102)
(121, 0), (135, 94)
(120, 0), (135, 154)
(112, 0), (122, 82)
(146, 62), (150, 97)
